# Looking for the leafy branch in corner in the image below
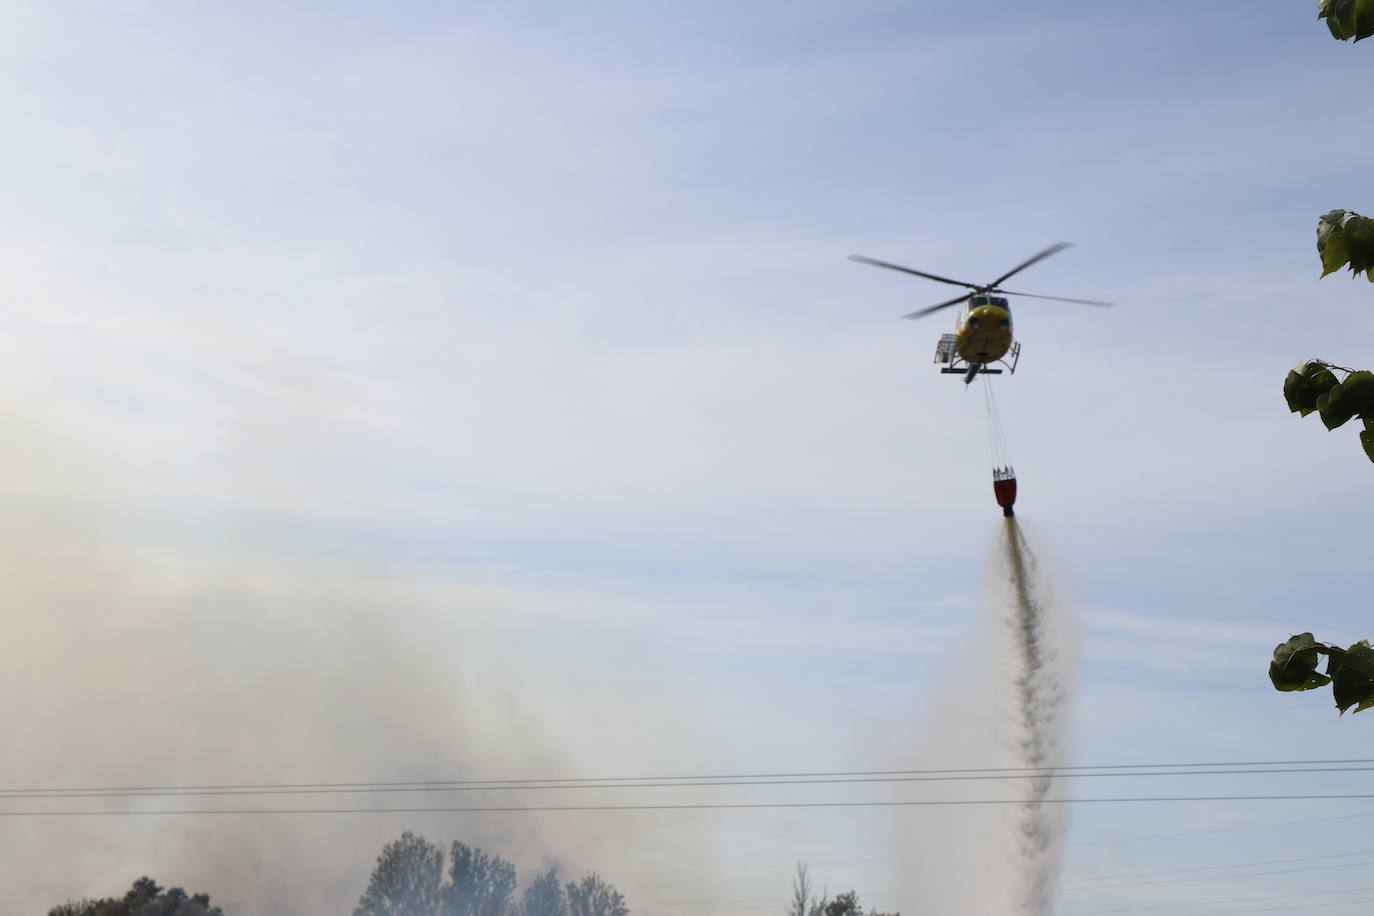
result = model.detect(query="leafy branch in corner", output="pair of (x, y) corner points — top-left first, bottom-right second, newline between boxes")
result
(1319, 0), (1374, 42)
(1271, 633), (1374, 714)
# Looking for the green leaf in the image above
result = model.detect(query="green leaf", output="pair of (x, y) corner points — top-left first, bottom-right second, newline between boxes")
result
(1285, 370), (1317, 415)
(1321, 0), (1361, 39)
(1318, 212), (1342, 259)
(1318, 395), (1354, 430)
(1357, 0), (1374, 40)
(1320, 226), (1351, 277)
(1271, 633), (1332, 691)
(1284, 360), (1339, 416)
(1333, 641), (1374, 713)
(1339, 370), (1374, 416)
(1320, 209), (1348, 227)
(1271, 632), (1321, 672)
(1318, 377), (1359, 430)
(1306, 361), (1340, 391)
(1348, 216), (1374, 273)
(1341, 0), (1361, 36)
(1271, 664), (1330, 692)
(1324, 211), (1374, 280)
(1317, 211), (1374, 280)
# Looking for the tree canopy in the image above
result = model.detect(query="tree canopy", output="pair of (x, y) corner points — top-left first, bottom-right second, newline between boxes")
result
(354, 833), (628, 916)
(446, 842), (518, 916)
(48, 876), (224, 916)
(519, 869), (568, 916)
(565, 874), (627, 916)
(355, 831), (447, 916)
(785, 863), (898, 916)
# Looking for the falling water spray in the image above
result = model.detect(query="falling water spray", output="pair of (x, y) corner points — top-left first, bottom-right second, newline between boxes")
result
(998, 516), (1069, 916)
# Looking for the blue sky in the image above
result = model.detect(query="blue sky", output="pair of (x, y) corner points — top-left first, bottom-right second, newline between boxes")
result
(1, 2), (1372, 914)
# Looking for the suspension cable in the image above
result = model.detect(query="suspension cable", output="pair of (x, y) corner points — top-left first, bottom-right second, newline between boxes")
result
(983, 375), (1012, 471)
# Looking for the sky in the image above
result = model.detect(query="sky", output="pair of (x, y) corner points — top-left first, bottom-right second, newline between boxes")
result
(1, 1), (1373, 914)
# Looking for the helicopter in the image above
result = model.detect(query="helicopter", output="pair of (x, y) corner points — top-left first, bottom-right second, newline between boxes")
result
(848, 242), (1112, 384)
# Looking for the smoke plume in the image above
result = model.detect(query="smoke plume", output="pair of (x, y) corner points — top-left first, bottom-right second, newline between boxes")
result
(0, 401), (716, 916)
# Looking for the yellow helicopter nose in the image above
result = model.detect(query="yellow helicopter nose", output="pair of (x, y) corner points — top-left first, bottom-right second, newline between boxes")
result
(966, 304), (1011, 328)
(957, 304), (1014, 364)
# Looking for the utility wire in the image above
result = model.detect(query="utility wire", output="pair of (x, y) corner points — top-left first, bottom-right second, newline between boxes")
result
(4, 757), (1373, 798)
(10, 793), (1374, 816)
(4, 765), (1374, 801)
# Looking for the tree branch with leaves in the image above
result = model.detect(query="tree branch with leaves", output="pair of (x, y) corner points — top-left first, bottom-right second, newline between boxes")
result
(1271, 633), (1374, 714)
(1284, 210), (1374, 459)
(1319, 0), (1374, 42)
(1269, 0), (1373, 718)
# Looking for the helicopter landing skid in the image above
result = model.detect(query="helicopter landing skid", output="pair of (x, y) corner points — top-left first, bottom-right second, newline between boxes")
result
(935, 340), (1021, 381)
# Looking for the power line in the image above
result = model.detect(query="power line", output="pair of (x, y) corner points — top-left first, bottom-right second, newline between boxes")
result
(8, 793), (1374, 817)
(5, 757), (1373, 799)
(4, 764), (1374, 801)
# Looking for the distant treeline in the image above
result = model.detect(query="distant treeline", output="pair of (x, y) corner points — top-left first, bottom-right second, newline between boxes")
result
(45, 832), (629, 916)
(48, 876), (223, 916)
(351, 831), (628, 916)
(49, 837), (895, 916)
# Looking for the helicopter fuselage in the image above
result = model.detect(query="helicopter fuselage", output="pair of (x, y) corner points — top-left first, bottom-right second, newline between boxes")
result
(954, 295), (1013, 365)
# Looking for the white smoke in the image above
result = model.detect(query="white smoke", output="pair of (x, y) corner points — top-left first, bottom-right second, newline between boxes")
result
(889, 518), (1075, 916)
(0, 401), (719, 915)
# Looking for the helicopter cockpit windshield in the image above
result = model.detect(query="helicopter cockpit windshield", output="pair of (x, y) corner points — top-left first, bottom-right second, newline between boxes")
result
(969, 294), (1011, 310)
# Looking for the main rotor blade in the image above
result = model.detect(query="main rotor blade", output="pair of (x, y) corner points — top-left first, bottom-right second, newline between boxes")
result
(902, 292), (973, 320)
(988, 242), (1073, 288)
(848, 254), (979, 290)
(999, 290), (1115, 307)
